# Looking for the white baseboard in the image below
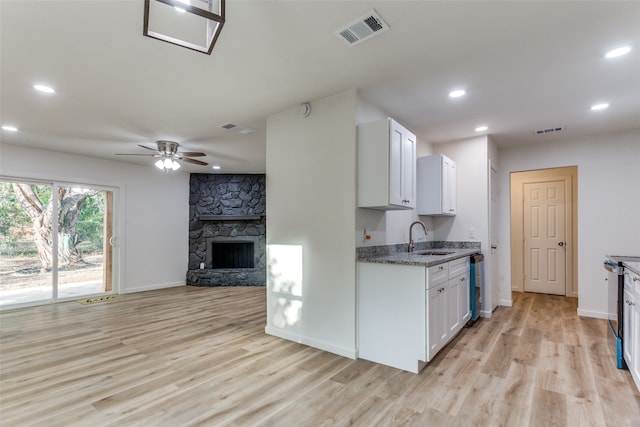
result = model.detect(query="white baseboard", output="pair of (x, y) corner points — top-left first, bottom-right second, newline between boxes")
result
(499, 298), (513, 307)
(479, 309), (492, 318)
(265, 325), (357, 359)
(577, 308), (608, 319)
(121, 281), (185, 294)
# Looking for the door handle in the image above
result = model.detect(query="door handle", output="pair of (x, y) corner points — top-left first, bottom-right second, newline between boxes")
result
(491, 245), (497, 249)
(109, 236), (118, 247)
(558, 242), (565, 247)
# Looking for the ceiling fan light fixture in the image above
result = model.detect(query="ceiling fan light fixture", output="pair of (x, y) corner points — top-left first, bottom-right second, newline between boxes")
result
(155, 157), (181, 172)
(117, 140), (207, 171)
(143, 0), (225, 55)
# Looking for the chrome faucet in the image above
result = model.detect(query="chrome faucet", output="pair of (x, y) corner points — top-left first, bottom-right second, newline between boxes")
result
(408, 221), (428, 252)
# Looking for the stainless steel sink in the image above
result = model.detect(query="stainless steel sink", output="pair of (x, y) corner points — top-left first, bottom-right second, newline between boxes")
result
(412, 250), (455, 256)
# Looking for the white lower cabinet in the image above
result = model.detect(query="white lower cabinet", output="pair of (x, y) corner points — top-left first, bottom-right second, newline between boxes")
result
(358, 257), (471, 373)
(624, 270), (640, 392)
(426, 257), (470, 361)
(427, 264), (448, 359)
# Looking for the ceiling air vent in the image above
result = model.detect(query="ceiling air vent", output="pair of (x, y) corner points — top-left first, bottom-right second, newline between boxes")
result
(533, 125), (566, 136)
(335, 10), (389, 47)
(220, 123), (256, 135)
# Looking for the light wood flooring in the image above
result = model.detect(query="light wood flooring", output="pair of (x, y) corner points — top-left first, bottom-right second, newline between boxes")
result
(1, 286), (639, 426)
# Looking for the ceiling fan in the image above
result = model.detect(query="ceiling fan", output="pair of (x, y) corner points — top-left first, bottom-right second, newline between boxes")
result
(116, 140), (208, 171)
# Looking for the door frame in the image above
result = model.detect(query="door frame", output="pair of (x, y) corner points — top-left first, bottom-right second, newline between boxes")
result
(0, 176), (120, 309)
(510, 167), (578, 297)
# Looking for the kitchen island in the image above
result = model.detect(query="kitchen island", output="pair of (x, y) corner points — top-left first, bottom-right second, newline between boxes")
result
(358, 247), (481, 373)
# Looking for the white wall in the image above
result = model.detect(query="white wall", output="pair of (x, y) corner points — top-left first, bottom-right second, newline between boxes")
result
(265, 90), (358, 358)
(0, 143), (189, 294)
(431, 136), (489, 244)
(498, 128), (640, 318)
(431, 136), (497, 314)
(355, 97), (434, 247)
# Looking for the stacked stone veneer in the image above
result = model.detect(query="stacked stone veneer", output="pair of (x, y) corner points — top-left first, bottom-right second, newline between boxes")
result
(186, 174), (266, 287)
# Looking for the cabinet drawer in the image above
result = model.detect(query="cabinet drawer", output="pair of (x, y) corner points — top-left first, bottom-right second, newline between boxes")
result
(449, 257), (470, 278)
(428, 263), (448, 288)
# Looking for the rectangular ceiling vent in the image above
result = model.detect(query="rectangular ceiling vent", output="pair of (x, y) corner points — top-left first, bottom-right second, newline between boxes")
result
(220, 123), (256, 135)
(533, 125), (566, 136)
(335, 10), (389, 47)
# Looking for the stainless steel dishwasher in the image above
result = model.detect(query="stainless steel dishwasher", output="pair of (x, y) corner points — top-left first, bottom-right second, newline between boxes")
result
(469, 253), (484, 325)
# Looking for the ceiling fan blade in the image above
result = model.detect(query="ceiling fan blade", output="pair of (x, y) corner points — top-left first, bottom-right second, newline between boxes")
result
(177, 151), (206, 157)
(115, 153), (157, 156)
(180, 157), (208, 166)
(137, 144), (159, 152)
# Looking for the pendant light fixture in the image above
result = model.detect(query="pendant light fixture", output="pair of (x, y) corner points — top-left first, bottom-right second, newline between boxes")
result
(143, 0), (225, 55)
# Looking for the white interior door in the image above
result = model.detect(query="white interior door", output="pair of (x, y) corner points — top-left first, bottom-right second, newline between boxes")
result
(523, 180), (566, 295)
(490, 165), (499, 309)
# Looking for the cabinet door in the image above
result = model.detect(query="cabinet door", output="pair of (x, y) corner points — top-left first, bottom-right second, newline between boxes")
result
(427, 286), (447, 360)
(459, 271), (471, 324)
(402, 129), (416, 208)
(448, 160), (456, 214)
(389, 123), (404, 207)
(624, 287), (633, 367)
(632, 299), (640, 388)
(447, 279), (460, 335)
(442, 157), (456, 215)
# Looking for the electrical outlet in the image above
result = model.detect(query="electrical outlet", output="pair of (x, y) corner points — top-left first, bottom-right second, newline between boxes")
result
(468, 228), (476, 239)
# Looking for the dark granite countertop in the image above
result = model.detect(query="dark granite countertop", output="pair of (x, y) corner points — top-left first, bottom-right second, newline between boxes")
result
(358, 248), (481, 268)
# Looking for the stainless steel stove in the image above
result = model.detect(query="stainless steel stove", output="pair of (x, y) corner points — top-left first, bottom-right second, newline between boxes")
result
(604, 255), (640, 369)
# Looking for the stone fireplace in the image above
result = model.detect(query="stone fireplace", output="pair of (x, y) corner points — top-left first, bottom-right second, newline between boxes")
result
(186, 174), (266, 286)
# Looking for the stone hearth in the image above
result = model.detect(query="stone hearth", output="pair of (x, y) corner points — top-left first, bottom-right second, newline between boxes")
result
(186, 174), (266, 287)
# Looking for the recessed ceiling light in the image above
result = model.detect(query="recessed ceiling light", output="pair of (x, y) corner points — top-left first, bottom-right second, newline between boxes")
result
(2, 125), (19, 132)
(474, 125), (488, 132)
(449, 89), (466, 98)
(591, 103), (609, 111)
(212, 165), (221, 170)
(33, 84), (55, 94)
(605, 46), (632, 59)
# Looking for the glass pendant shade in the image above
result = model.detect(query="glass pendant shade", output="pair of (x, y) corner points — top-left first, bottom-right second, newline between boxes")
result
(155, 157), (181, 172)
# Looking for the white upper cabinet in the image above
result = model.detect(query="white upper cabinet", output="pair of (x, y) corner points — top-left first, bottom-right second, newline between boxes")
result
(417, 154), (457, 216)
(358, 118), (416, 210)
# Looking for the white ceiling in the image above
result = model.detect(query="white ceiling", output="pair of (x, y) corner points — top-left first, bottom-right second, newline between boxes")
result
(1, 1), (639, 174)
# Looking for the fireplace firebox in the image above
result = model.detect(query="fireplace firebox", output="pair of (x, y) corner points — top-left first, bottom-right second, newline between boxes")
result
(211, 241), (254, 269)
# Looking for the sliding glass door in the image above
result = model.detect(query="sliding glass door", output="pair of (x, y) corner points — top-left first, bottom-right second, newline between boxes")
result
(0, 179), (117, 308)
